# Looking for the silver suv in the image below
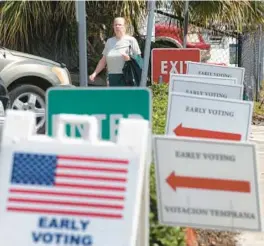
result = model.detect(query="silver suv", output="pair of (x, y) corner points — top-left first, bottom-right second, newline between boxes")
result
(0, 47), (72, 133)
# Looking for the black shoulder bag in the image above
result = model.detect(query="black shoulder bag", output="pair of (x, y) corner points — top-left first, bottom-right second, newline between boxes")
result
(122, 45), (142, 86)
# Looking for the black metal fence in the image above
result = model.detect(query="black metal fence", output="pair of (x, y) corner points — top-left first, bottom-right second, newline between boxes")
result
(241, 27), (263, 101)
(154, 17), (263, 102)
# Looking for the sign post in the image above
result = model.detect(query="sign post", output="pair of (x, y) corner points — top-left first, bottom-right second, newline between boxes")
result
(151, 48), (200, 83)
(140, 0), (155, 87)
(75, 0), (88, 87)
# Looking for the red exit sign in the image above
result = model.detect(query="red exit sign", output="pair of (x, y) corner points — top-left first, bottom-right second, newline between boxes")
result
(151, 48), (201, 83)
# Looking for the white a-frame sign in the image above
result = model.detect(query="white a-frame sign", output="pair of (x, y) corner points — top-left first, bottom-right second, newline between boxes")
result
(0, 110), (151, 246)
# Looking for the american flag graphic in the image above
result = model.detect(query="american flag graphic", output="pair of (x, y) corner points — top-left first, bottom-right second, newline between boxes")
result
(7, 152), (129, 219)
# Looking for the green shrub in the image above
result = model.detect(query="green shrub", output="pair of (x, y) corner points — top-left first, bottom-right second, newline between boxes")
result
(149, 83), (186, 246)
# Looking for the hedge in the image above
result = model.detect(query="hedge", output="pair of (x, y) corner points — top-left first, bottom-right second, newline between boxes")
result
(149, 83), (186, 246)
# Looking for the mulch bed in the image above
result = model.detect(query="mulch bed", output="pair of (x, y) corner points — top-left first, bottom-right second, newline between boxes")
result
(195, 229), (238, 246)
(252, 114), (264, 125)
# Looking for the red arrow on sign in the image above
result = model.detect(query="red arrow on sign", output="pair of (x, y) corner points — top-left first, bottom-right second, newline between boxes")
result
(166, 172), (250, 193)
(173, 123), (242, 141)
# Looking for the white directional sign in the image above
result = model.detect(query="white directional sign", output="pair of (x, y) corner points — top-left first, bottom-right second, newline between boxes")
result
(153, 135), (262, 231)
(169, 73), (237, 85)
(186, 61), (245, 85)
(0, 110), (151, 246)
(169, 78), (243, 100)
(166, 92), (253, 141)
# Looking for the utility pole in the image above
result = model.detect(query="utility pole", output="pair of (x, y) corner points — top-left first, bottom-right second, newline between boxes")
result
(76, 0), (88, 87)
(183, 0), (189, 48)
(140, 0), (155, 87)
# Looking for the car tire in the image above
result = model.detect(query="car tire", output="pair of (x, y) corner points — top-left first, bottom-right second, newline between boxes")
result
(9, 84), (46, 134)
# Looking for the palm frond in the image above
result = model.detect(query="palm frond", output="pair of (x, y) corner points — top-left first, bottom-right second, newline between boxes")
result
(158, 0), (264, 33)
(1, 0), (264, 72)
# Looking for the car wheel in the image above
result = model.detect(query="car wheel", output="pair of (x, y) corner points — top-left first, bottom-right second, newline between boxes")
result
(9, 84), (46, 134)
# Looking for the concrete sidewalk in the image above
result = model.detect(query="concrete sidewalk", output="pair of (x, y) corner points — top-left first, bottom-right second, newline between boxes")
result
(235, 126), (264, 245)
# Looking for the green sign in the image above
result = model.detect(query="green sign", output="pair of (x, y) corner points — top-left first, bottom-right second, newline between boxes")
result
(46, 87), (151, 141)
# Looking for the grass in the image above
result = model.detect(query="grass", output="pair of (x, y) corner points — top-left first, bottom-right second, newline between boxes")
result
(254, 101), (264, 115)
(253, 82), (264, 116)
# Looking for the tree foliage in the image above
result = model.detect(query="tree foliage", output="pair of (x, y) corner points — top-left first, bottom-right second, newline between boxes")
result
(0, 0), (146, 71)
(0, 0), (263, 71)
(160, 1), (264, 32)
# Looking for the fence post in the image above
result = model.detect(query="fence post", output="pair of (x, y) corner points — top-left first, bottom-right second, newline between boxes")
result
(258, 26), (264, 94)
(256, 26), (261, 101)
(237, 34), (248, 100)
(237, 33), (242, 68)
